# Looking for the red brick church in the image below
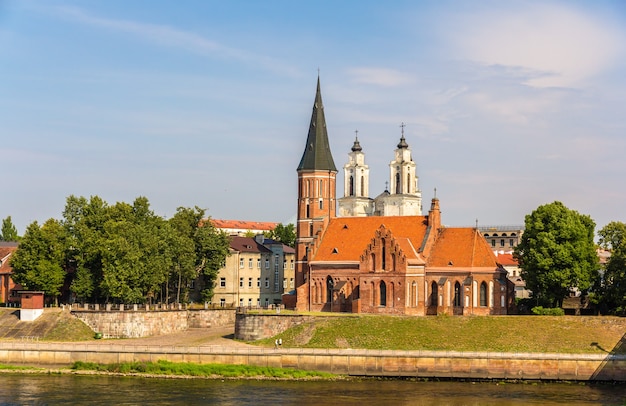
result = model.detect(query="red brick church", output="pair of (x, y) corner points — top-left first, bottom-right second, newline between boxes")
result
(290, 77), (514, 315)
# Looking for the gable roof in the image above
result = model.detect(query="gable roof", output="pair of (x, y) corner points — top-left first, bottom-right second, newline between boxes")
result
(0, 243), (18, 275)
(230, 236), (273, 254)
(312, 216), (429, 262)
(495, 252), (518, 266)
(428, 228), (499, 268)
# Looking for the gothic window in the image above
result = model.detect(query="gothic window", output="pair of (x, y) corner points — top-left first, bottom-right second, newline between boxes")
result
(360, 176), (365, 197)
(395, 172), (401, 194)
(407, 173), (411, 193)
(319, 179), (324, 196)
(454, 282), (462, 307)
(431, 282), (438, 306)
(306, 203), (310, 218)
(349, 175), (354, 196)
(480, 282), (487, 307)
(380, 281), (387, 307)
(319, 198), (323, 210)
(381, 239), (386, 270)
(370, 253), (375, 271)
(326, 276), (334, 303)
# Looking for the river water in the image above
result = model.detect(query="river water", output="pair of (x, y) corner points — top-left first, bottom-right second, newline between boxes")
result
(0, 375), (624, 405)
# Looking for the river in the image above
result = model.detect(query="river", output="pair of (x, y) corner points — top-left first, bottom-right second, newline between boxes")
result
(0, 375), (624, 405)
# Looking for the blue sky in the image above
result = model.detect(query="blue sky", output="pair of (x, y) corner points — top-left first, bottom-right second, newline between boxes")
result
(1, 0), (625, 235)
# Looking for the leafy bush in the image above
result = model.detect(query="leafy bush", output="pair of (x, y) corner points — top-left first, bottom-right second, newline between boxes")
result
(531, 306), (564, 316)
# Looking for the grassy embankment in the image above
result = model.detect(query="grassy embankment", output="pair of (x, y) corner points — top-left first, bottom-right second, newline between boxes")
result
(256, 314), (626, 354)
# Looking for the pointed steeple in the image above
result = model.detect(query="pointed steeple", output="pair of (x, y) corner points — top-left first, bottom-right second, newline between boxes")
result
(297, 77), (337, 172)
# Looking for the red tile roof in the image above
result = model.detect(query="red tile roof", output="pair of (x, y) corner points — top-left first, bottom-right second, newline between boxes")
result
(428, 228), (499, 268)
(230, 236), (273, 253)
(211, 219), (278, 231)
(313, 216), (429, 262)
(495, 252), (518, 266)
(0, 244), (18, 275)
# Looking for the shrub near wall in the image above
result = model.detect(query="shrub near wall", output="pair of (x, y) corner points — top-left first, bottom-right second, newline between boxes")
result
(531, 306), (565, 316)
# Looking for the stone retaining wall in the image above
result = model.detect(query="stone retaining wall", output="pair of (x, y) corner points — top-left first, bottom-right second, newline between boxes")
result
(234, 312), (315, 341)
(73, 309), (236, 338)
(0, 342), (623, 381)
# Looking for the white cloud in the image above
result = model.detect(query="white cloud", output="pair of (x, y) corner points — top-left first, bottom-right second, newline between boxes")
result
(45, 6), (298, 76)
(448, 3), (625, 88)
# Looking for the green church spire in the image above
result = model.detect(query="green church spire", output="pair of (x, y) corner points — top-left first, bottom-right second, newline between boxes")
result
(297, 77), (337, 172)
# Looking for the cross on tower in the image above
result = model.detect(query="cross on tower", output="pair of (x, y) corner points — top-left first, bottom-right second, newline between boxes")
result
(400, 122), (406, 137)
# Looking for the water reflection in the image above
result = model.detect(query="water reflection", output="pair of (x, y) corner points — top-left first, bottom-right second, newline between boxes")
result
(0, 375), (624, 406)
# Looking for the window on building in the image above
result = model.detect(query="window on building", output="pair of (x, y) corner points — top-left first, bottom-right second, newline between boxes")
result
(319, 198), (323, 210)
(220, 298), (225, 307)
(431, 282), (438, 306)
(274, 269), (279, 292)
(220, 277), (226, 288)
(257, 278), (260, 287)
(290, 260), (294, 270)
(454, 282), (462, 307)
(509, 239), (514, 247)
(257, 258), (261, 268)
(248, 278), (252, 288)
(283, 260), (287, 269)
(283, 278), (287, 288)
(264, 298), (269, 307)
(274, 255), (279, 271)
(265, 259), (269, 269)
(290, 278), (294, 288)
(500, 239), (505, 247)
(480, 282), (487, 307)
(491, 239), (496, 247)
(239, 277), (244, 288)
(248, 258), (253, 268)
(239, 298), (243, 307)
(265, 278), (270, 288)
(379, 281), (387, 307)
(248, 298), (252, 306)
(239, 258), (244, 268)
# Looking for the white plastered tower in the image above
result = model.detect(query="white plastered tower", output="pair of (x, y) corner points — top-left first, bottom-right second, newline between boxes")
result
(338, 135), (374, 217)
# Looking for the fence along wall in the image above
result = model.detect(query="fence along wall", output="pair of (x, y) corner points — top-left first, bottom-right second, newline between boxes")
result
(72, 309), (236, 338)
(0, 343), (624, 381)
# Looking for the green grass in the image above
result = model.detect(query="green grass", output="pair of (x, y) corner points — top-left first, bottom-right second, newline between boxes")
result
(0, 364), (44, 371)
(71, 360), (336, 379)
(258, 315), (626, 354)
(42, 311), (96, 341)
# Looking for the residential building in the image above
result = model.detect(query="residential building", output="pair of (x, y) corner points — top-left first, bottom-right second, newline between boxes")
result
(0, 242), (19, 305)
(211, 219), (278, 237)
(479, 226), (524, 252)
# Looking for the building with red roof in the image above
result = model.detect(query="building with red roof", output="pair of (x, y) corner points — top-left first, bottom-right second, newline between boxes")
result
(291, 78), (514, 315)
(0, 242), (20, 305)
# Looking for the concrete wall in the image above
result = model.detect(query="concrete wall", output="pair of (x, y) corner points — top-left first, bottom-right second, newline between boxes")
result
(0, 342), (623, 381)
(73, 309), (236, 338)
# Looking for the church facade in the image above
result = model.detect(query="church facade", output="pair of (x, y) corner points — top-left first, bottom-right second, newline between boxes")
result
(291, 78), (514, 315)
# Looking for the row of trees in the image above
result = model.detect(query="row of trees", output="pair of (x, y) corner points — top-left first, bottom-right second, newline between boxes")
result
(514, 201), (626, 315)
(9, 196), (231, 305)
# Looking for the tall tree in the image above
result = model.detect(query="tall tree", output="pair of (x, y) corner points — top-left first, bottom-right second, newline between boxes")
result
(597, 221), (626, 315)
(514, 201), (598, 308)
(9, 219), (68, 304)
(265, 223), (296, 247)
(1, 216), (19, 241)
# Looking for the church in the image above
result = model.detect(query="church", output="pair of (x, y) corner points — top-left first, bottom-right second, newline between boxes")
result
(289, 77), (514, 315)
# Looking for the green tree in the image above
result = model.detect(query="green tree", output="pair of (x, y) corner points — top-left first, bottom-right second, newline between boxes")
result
(9, 219), (68, 304)
(514, 201), (598, 308)
(1, 216), (20, 241)
(99, 198), (171, 303)
(265, 223), (296, 247)
(63, 195), (110, 302)
(597, 221), (626, 315)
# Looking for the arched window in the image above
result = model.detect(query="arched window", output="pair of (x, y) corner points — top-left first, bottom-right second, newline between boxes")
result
(360, 176), (365, 197)
(381, 239), (386, 270)
(379, 281), (387, 306)
(349, 175), (354, 196)
(395, 172), (401, 194)
(370, 253), (376, 271)
(306, 203), (310, 218)
(326, 276), (334, 304)
(319, 179), (324, 197)
(480, 282), (487, 307)
(454, 282), (462, 307)
(431, 282), (438, 306)
(407, 173), (411, 193)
